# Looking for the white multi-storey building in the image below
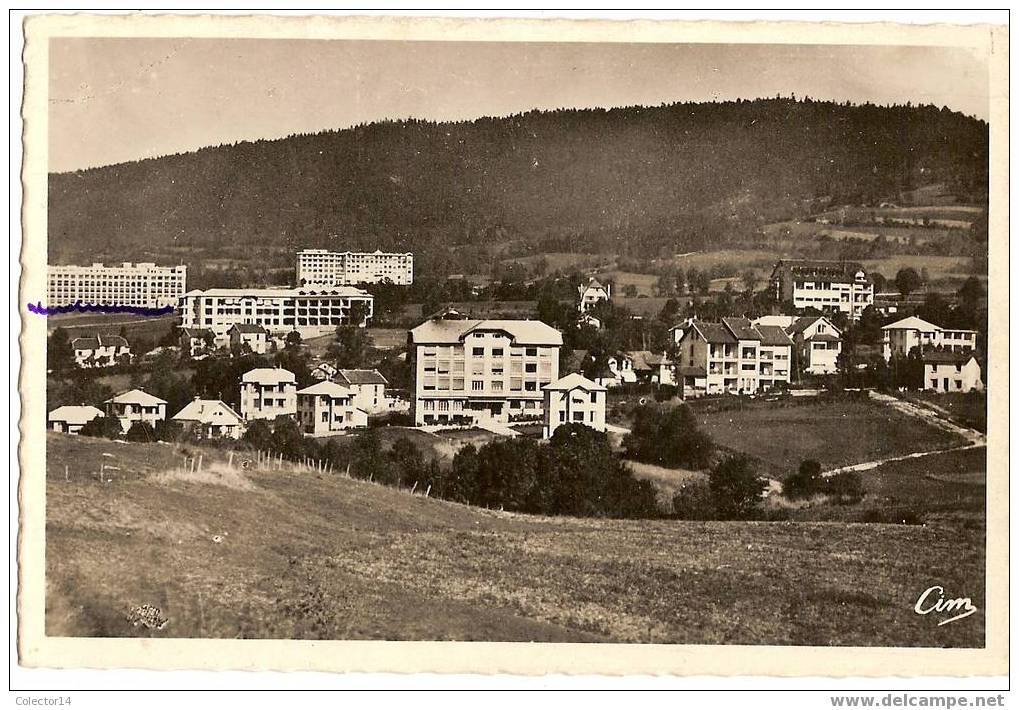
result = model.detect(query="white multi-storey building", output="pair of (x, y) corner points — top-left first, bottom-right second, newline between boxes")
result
(47, 262), (187, 309)
(409, 318), (563, 426)
(104, 389), (167, 434)
(297, 249), (414, 286)
(881, 316), (978, 362)
(296, 381), (369, 435)
(239, 368), (298, 421)
(676, 317), (793, 397)
(179, 286), (373, 339)
(541, 373), (606, 439)
(770, 260), (874, 321)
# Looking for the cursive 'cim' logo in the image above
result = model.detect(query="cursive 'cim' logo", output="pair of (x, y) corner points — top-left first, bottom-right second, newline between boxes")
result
(914, 586), (977, 626)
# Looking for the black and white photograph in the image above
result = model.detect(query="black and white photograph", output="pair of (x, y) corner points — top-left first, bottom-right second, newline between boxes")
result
(16, 12), (1008, 681)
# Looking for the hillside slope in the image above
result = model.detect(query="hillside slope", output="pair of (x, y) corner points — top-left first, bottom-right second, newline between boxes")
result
(48, 99), (988, 266)
(45, 433), (983, 646)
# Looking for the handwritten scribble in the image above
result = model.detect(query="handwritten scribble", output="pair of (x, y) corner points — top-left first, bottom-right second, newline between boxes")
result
(27, 302), (175, 317)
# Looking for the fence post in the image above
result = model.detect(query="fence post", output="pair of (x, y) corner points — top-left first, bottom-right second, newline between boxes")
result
(228, 451), (234, 469)
(410, 481), (418, 494)
(424, 484), (431, 497)
(65, 465), (69, 483)
(197, 455), (203, 473)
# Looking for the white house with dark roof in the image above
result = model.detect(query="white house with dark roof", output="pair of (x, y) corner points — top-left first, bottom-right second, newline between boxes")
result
(48, 405), (104, 434)
(239, 368), (298, 421)
(104, 389), (167, 434)
(770, 259), (873, 321)
(677, 317), (792, 396)
(310, 362), (338, 381)
(228, 323), (269, 354)
(71, 334), (131, 368)
(172, 398), (245, 439)
(782, 315), (843, 376)
(409, 317), (562, 426)
(335, 369), (389, 414)
(296, 381), (368, 435)
(627, 351), (676, 386)
(922, 350), (984, 393)
(180, 327), (217, 358)
(578, 278), (610, 313)
(542, 373), (606, 438)
(881, 316), (978, 362)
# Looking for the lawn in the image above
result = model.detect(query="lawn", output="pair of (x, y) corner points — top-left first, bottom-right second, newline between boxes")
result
(46, 312), (180, 343)
(45, 433), (984, 646)
(903, 391), (987, 434)
(693, 398), (968, 477)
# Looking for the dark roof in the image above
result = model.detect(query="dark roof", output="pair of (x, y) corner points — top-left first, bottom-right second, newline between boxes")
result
(923, 350), (977, 365)
(229, 323), (267, 334)
(755, 324), (794, 347)
(181, 327), (214, 338)
(335, 368), (389, 386)
(805, 332), (840, 343)
(772, 259), (868, 282)
(691, 322), (737, 344)
(786, 316), (823, 335)
(721, 317), (761, 341)
(678, 365), (707, 378)
(72, 334), (128, 350)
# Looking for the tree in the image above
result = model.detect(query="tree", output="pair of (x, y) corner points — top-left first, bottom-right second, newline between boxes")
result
(125, 421), (156, 442)
(154, 419), (184, 442)
(327, 325), (374, 369)
(387, 437), (425, 487)
(708, 454), (767, 520)
(79, 415), (123, 439)
(623, 404), (714, 470)
(894, 267), (922, 298)
(47, 327), (75, 373)
(242, 419), (273, 448)
(783, 459), (823, 500)
(957, 276), (984, 310)
(285, 330), (302, 348)
(741, 269), (759, 295)
(347, 300), (371, 327)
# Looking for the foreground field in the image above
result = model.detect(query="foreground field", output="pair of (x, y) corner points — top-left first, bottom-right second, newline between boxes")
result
(694, 398), (968, 478)
(45, 433), (982, 646)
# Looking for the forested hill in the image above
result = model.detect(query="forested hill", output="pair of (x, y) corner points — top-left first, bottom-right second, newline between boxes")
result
(48, 98), (988, 265)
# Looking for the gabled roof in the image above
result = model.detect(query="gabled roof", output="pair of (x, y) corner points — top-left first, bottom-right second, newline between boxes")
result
(755, 325), (794, 347)
(72, 334), (128, 350)
(805, 332), (841, 343)
(678, 365), (707, 378)
(542, 372), (606, 392)
(181, 327), (214, 339)
(335, 368), (389, 386)
(410, 318), (563, 346)
(48, 405), (104, 425)
(583, 278), (606, 290)
(296, 381), (353, 397)
(228, 323), (267, 335)
(721, 317), (761, 341)
(882, 316), (942, 332)
(626, 351), (673, 369)
(172, 399), (244, 424)
(922, 350), (978, 365)
(241, 367), (297, 384)
(689, 322), (737, 345)
(312, 362), (338, 374)
(106, 389), (167, 406)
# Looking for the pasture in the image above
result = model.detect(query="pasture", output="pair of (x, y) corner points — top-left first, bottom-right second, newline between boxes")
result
(45, 433), (983, 646)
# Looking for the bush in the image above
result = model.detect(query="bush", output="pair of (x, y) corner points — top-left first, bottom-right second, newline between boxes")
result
(623, 404), (714, 470)
(823, 471), (865, 505)
(861, 507), (926, 526)
(125, 421), (156, 442)
(783, 459), (865, 505)
(783, 459), (823, 499)
(708, 454), (767, 520)
(671, 480), (716, 520)
(154, 419), (184, 442)
(78, 415), (123, 439)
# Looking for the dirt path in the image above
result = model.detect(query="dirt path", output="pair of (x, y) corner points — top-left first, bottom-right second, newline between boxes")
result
(824, 391), (986, 476)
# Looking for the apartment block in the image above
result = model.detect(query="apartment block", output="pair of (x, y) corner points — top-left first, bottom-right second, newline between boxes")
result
(409, 318), (563, 426)
(676, 317), (793, 396)
(770, 259), (874, 321)
(47, 262), (187, 309)
(104, 389), (167, 434)
(239, 368), (298, 421)
(297, 249), (414, 286)
(179, 286), (373, 339)
(296, 381), (368, 435)
(881, 316), (978, 362)
(542, 373), (606, 439)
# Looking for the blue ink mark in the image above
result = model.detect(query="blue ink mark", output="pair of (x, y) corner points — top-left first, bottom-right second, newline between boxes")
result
(27, 302), (175, 317)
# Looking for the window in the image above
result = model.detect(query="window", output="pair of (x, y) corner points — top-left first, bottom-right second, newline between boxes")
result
(526, 348), (537, 357)
(491, 381), (503, 392)
(559, 411), (566, 422)
(572, 411), (584, 422)
(472, 381), (484, 391)
(525, 363), (537, 373)
(438, 401), (450, 412)
(525, 382), (537, 392)
(492, 348), (503, 357)
(473, 347), (484, 356)
(321, 411), (329, 422)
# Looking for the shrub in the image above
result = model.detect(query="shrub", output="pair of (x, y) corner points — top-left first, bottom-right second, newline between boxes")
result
(78, 415), (123, 439)
(154, 419), (184, 442)
(671, 480), (716, 520)
(861, 507), (926, 526)
(623, 404), (714, 470)
(783, 460), (865, 505)
(823, 471), (865, 505)
(708, 454), (767, 520)
(125, 421), (156, 442)
(783, 459), (823, 499)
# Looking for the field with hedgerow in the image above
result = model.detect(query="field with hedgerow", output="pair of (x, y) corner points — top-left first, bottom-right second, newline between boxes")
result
(45, 431), (983, 646)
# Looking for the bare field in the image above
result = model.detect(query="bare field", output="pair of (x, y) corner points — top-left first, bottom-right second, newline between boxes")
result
(45, 433), (983, 646)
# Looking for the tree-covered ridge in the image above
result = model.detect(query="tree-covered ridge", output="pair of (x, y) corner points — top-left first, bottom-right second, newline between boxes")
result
(49, 98), (988, 265)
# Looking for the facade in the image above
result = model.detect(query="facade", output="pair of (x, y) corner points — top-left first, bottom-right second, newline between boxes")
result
(180, 327), (217, 358)
(71, 334), (131, 368)
(228, 323), (269, 354)
(104, 389), (167, 434)
(172, 399), (245, 439)
(677, 317), (793, 396)
(297, 249), (414, 286)
(922, 351), (984, 393)
(770, 259), (874, 321)
(578, 278), (611, 313)
(782, 316), (843, 376)
(881, 316), (978, 362)
(239, 368), (298, 421)
(48, 405), (104, 434)
(409, 318), (563, 426)
(627, 351), (676, 386)
(47, 262), (187, 309)
(669, 318), (698, 346)
(296, 381), (369, 435)
(542, 373), (607, 439)
(334, 369), (389, 414)
(179, 286), (373, 338)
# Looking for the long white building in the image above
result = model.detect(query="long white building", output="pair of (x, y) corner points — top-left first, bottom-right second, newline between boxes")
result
(179, 286), (373, 338)
(770, 259), (874, 321)
(409, 317), (562, 426)
(297, 249), (414, 286)
(47, 262), (187, 309)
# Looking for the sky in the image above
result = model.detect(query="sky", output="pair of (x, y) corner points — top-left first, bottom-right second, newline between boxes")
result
(48, 38), (990, 173)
